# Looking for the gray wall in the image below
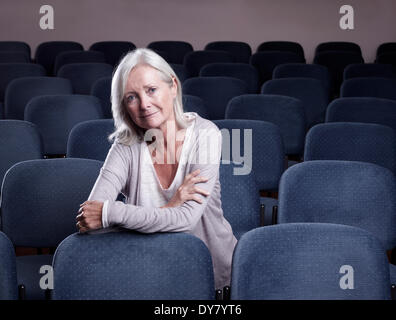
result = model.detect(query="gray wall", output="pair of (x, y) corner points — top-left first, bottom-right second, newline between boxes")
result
(1, 0), (395, 62)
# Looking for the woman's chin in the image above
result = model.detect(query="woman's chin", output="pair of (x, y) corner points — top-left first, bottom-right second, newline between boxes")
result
(139, 117), (164, 130)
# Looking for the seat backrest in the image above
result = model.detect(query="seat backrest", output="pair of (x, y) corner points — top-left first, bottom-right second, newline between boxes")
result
(257, 41), (305, 61)
(218, 163), (260, 240)
(341, 77), (396, 100)
(215, 119), (284, 191)
(315, 41), (362, 55)
(326, 97), (396, 132)
(182, 95), (209, 119)
(170, 63), (189, 83)
(57, 63), (113, 94)
(1, 158), (103, 248)
(183, 50), (234, 77)
(376, 52), (396, 66)
(90, 76), (112, 118)
(24, 95), (104, 155)
(147, 41), (193, 64)
(313, 50), (364, 95)
(0, 63), (46, 102)
(182, 76), (248, 120)
(67, 119), (114, 161)
(200, 62), (259, 93)
(250, 51), (305, 85)
(231, 223), (391, 300)
(89, 41), (136, 66)
(4, 76), (73, 120)
(52, 231), (214, 300)
(34, 41), (83, 75)
(54, 50), (106, 74)
(0, 52), (30, 63)
(0, 231), (18, 300)
(278, 160), (396, 250)
(262, 78), (328, 128)
(377, 42), (396, 57)
(0, 120), (43, 186)
(226, 94), (305, 155)
(304, 122), (396, 173)
(204, 41), (252, 63)
(343, 64), (395, 80)
(273, 63), (330, 98)
(0, 41), (31, 58)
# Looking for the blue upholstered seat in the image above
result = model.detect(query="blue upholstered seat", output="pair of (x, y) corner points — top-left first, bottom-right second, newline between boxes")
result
(215, 120), (284, 226)
(200, 62), (259, 93)
(52, 231), (215, 300)
(250, 51), (305, 85)
(231, 223), (391, 300)
(205, 41), (252, 63)
(34, 41), (84, 75)
(262, 77), (328, 128)
(24, 95), (103, 156)
(0, 231), (18, 300)
(257, 41), (305, 62)
(4, 76), (73, 120)
(67, 119), (115, 161)
(147, 41), (193, 65)
(183, 50), (234, 77)
(277, 160), (396, 289)
(326, 97), (396, 132)
(226, 94), (305, 156)
(1, 158), (103, 299)
(341, 77), (396, 100)
(54, 50), (106, 75)
(183, 76), (248, 120)
(57, 63), (113, 95)
(89, 41), (136, 66)
(304, 122), (396, 173)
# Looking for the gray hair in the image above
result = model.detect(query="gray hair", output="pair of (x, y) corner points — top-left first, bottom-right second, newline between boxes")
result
(109, 48), (189, 145)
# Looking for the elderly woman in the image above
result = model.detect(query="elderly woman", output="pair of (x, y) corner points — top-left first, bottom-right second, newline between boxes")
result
(75, 48), (237, 291)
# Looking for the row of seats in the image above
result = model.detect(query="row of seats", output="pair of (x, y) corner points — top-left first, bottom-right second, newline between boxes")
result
(0, 40), (395, 96)
(0, 157), (395, 300)
(0, 61), (395, 122)
(1, 40), (395, 66)
(0, 222), (392, 300)
(2, 80), (396, 157)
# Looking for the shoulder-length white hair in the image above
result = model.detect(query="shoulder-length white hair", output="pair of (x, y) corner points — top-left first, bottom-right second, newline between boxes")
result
(109, 48), (189, 145)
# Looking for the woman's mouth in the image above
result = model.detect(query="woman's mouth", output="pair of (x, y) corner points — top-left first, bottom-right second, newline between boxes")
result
(140, 111), (159, 118)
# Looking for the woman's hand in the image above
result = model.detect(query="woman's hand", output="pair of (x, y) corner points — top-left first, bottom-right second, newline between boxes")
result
(162, 169), (210, 208)
(76, 200), (104, 233)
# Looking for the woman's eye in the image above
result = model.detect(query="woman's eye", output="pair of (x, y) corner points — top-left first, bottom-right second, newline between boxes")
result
(148, 87), (156, 94)
(126, 95), (136, 103)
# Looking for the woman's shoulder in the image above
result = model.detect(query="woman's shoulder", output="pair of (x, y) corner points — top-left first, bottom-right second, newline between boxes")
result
(110, 138), (141, 155)
(184, 112), (220, 133)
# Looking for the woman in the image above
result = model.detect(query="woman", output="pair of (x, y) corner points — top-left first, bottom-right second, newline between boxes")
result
(75, 48), (237, 291)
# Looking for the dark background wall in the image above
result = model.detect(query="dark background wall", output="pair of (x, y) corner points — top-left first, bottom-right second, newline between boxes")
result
(1, 0), (395, 62)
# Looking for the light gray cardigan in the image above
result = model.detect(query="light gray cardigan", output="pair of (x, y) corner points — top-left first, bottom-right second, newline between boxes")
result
(87, 113), (238, 290)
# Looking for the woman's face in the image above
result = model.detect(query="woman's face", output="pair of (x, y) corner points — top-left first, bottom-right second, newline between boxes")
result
(123, 64), (178, 132)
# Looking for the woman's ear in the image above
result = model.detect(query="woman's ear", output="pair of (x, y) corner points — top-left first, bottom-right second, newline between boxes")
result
(171, 76), (178, 98)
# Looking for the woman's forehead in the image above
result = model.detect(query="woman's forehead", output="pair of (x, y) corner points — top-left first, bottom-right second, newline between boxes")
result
(126, 64), (163, 84)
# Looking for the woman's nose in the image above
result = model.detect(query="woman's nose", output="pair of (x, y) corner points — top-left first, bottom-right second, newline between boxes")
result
(139, 94), (151, 110)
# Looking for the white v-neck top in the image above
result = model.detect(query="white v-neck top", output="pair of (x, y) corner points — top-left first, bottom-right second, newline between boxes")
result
(137, 116), (195, 208)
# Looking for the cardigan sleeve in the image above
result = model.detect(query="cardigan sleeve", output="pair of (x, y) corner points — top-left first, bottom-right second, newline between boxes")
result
(87, 141), (131, 205)
(105, 125), (222, 233)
